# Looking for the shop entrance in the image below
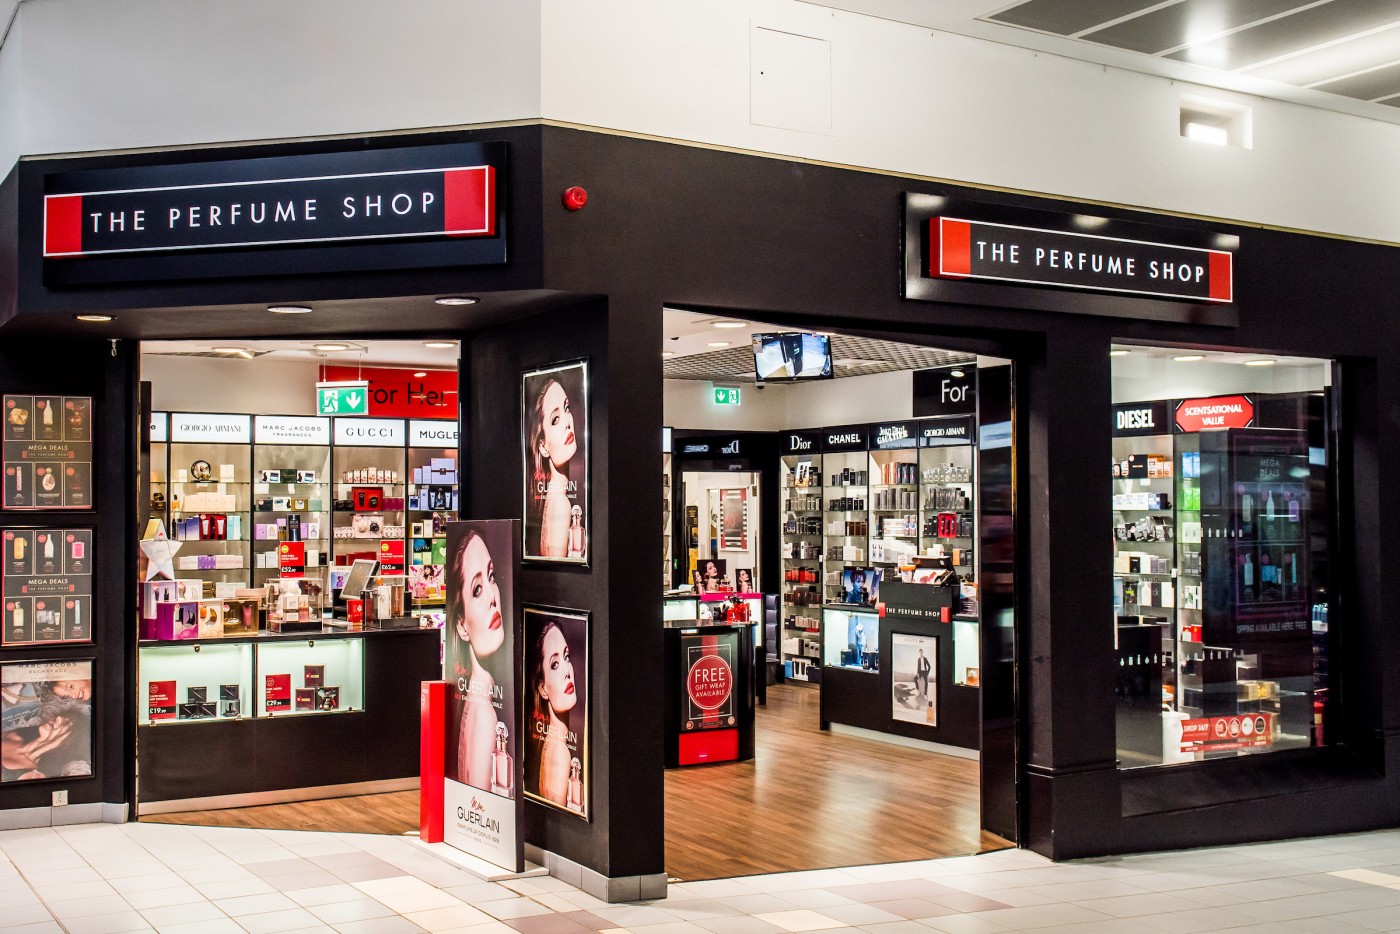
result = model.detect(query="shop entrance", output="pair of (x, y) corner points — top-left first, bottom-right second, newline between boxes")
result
(660, 310), (1018, 880)
(133, 337), (460, 834)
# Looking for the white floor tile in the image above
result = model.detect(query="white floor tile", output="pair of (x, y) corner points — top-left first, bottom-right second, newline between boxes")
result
(211, 892), (300, 917)
(137, 901), (229, 927)
(401, 904), (497, 931)
(47, 895), (137, 920)
(306, 897), (398, 925)
(231, 907), (324, 934)
(58, 911), (155, 934)
(750, 910), (850, 932)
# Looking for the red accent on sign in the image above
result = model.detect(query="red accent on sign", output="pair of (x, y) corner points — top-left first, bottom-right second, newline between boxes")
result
(420, 681), (447, 843)
(1180, 712), (1273, 753)
(443, 166), (496, 237)
(679, 728), (739, 766)
(1175, 395), (1255, 433)
(939, 218), (972, 278)
(45, 196), (84, 256)
(278, 541), (305, 578)
(686, 644), (733, 718)
(378, 538), (406, 574)
(148, 680), (177, 721)
(320, 365), (457, 419)
(1209, 251), (1233, 302)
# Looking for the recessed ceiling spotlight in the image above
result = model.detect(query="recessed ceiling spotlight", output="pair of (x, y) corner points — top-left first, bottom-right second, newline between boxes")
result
(707, 341), (731, 348)
(712, 320), (746, 329)
(413, 371), (427, 378)
(313, 342), (353, 352)
(74, 314), (114, 323)
(434, 296), (479, 306)
(1109, 349), (1130, 357)
(423, 341), (457, 349)
(212, 346), (248, 354)
(1173, 354), (1206, 362)
(661, 351), (674, 359)
(949, 369), (965, 378)
(267, 305), (312, 315)
(1245, 358), (1277, 366)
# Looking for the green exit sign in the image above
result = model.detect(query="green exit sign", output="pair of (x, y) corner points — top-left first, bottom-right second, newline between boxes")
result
(713, 387), (741, 406)
(317, 381), (369, 416)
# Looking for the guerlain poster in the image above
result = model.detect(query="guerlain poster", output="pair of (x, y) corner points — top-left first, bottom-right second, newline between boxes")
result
(3, 395), (94, 510)
(521, 361), (588, 564)
(522, 606), (589, 820)
(1, 659), (93, 782)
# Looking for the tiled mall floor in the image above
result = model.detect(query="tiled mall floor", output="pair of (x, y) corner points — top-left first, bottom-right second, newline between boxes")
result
(5, 823), (1400, 934)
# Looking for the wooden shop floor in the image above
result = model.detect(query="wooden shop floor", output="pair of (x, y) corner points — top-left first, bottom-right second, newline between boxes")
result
(143, 684), (1004, 879)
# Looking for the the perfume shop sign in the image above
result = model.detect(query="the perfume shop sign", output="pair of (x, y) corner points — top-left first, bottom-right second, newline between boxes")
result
(928, 217), (1233, 303)
(43, 149), (499, 259)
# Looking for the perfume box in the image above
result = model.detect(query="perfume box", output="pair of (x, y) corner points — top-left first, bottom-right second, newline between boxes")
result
(304, 665), (325, 687)
(141, 580), (181, 620)
(297, 470), (317, 484)
(196, 599), (224, 638)
(220, 463), (236, 482)
(294, 688), (317, 711)
(175, 579), (203, 601)
(178, 702), (217, 720)
(221, 599), (260, 634)
(150, 601), (199, 640)
(219, 683), (241, 718)
(187, 686), (207, 703)
(148, 680), (177, 721)
(267, 618), (320, 634)
(351, 487), (383, 511)
(264, 673), (291, 712)
(317, 686), (340, 711)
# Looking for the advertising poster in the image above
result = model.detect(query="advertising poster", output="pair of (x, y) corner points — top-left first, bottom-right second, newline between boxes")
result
(1, 659), (93, 782)
(443, 520), (521, 869)
(891, 633), (938, 728)
(522, 606), (588, 820)
(720, 488), (748, 551)
(693, 557), (728, 594)
(682, 630), (738, 732)
(1181, 713), (1275, 754)
(3, 395), (94, 510)
(521, 361), (588, 564)
(3, 529), (94, 646)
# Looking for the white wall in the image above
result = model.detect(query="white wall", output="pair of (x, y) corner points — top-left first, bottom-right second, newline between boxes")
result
(5, 0), (1400, 241)
(1112, 358), (1330, 405)
(663, 378), (787, 431)
(0, 0), (541, 170)
(665, 371), (912, 432)
(143, 354), (323, 415)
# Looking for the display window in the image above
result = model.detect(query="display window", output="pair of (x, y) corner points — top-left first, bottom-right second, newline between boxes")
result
(1111, 346), (1337, 768)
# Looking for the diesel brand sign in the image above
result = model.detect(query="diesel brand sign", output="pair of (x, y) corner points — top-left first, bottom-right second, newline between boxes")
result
(1112, 401), (1170, 438)
(931, 217), (1233, 303)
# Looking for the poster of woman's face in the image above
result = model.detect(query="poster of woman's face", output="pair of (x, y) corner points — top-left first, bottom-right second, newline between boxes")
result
(523, 607), (588, 820)
(522, 361), (588, 564)
(445, 521), (516, 798)
(1, 659), (93, 783)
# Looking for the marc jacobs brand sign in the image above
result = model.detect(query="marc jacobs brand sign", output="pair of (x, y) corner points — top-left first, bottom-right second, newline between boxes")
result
(42, 143), (503, 260)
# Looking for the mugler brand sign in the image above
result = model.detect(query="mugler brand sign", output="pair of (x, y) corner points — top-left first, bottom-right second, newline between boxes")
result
(931, 217), (1233, 303)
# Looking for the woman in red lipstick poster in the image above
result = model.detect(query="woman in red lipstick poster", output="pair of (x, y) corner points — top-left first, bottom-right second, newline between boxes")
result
(522, 361), (588, 564)
(523, 607), (589, 819)
(445, 522), (517, 798)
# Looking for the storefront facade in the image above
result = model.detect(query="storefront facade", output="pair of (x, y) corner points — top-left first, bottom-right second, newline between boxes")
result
(0, 122), (1396, 893)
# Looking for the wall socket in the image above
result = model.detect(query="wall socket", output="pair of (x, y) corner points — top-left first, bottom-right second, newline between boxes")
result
(51, 790), (68, 807)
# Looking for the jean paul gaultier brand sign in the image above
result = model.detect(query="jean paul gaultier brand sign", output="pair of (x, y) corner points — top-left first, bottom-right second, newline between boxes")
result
(43, 146), (498, 258)
(931, 217), (1233, 303)
(873, 421), (920, 450)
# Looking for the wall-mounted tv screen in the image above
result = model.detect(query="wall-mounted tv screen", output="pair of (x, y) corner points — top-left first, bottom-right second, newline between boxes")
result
(753, 332), (833, 382)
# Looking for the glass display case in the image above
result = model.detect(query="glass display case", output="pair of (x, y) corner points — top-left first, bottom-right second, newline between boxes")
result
(331, 418), (408, 574)
(138, 640), (255, 725)
(868, 424), (921, 572)
(252, 416), (332, 592)
(821, 605), (880, 673)
(823, 449), (869, 605)
(406, 423), (458, 623)
(166, 419), (253, 590)
(147, 412), (168, 530)
(664, 594), (700, 623)
(137, 634), (367, 725)
(780, 443), (823, 681)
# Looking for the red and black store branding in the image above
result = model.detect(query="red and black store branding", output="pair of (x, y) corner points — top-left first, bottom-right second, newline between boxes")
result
(1113, 400), (1170, 437)
(1174, 395), (1255, 433)
(930, 217), (1232, 303)
(37, 141), (507, 284)
(903, 193), (1239, 325)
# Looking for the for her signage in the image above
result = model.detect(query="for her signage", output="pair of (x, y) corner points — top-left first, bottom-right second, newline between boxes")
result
(439, 519), (522, 872)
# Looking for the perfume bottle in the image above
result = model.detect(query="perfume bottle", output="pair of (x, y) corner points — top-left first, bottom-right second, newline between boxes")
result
(12, 602), (23, 634)
(1240, 492), (1253, 523)
(43, 535), (54, 561)
(566, 505), (585, 558)
(1242, 553), (1254, 596)
(1264, 489), (1275, 520)
(13, 536), (24, 561)
(491, 722), (514, 796)
(566, 757), (584, 812)
(41, 402), (52, 427)
(1288, 492), (1300, 522)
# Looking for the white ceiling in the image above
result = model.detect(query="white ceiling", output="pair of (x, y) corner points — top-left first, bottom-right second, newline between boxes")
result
(804, 0), (1400, 124)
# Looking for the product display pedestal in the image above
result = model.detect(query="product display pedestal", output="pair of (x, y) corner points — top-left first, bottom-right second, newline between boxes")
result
(662, 618), (755, 769)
